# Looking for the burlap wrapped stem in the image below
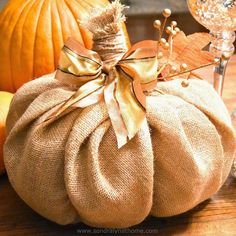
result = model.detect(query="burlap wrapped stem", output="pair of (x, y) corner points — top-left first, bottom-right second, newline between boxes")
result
(4, 0), (236, 229)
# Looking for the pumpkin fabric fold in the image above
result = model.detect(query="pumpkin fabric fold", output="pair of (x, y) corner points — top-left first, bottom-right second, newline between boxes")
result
(4, 74), (236, 228)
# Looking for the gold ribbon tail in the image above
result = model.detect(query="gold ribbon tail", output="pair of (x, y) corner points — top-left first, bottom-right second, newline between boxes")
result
(104, 71), (128, 148)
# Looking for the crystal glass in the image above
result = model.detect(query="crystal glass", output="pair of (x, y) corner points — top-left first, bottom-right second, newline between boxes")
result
(187, 0), (236, 93)
(187, 0), (236, 177)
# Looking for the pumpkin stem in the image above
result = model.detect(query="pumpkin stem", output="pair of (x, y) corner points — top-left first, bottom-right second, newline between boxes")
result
(80, 0), (128, 66)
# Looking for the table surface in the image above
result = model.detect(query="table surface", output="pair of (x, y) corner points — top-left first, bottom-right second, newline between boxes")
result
(0, 57), (236, 236)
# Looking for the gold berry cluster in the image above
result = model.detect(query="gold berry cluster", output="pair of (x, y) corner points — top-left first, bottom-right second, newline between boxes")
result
(153, 9), (220, 87)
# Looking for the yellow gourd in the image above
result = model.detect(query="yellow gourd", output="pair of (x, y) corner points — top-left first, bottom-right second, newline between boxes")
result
(0, 91), (13, 174)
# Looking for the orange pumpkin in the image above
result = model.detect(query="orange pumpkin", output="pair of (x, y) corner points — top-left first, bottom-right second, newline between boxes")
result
(0, 0), (130, 92)
(0, 91), (13, 175)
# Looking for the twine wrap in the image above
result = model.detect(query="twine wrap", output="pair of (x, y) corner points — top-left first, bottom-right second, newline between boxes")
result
(81, 0), (128, 65)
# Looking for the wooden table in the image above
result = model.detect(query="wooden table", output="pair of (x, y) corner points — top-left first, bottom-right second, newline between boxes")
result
(0, 57), (236, 236)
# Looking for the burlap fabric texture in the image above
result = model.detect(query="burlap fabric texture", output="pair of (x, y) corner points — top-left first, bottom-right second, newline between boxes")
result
(4, 72), (236, 228)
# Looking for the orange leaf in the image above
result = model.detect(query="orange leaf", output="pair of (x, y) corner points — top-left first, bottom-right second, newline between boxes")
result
(159, 31), (214, 79)
(172, 32), (214, 69)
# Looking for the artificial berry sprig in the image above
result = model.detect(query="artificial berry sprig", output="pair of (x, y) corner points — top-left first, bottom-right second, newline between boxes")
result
(153, 9), (221, 87)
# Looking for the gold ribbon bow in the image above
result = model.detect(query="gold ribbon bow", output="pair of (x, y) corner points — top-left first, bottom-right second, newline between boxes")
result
(46, 38), (159, 148)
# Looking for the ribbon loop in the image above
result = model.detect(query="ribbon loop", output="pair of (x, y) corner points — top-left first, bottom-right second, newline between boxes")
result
(47, 38), (159, 148)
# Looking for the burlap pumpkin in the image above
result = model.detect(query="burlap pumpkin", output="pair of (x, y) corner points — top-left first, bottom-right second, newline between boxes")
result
(3, 0), (236, 229)
(4, 72), (236, 228)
